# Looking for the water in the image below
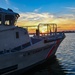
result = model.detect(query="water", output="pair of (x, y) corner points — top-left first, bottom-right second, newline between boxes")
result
(56, 33), (75, 75)
(24, 33), (75, 75)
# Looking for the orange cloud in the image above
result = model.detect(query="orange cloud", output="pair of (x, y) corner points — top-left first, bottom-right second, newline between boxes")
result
(16, 12), (75, 32)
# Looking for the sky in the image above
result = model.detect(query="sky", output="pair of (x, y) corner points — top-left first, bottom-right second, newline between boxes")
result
(0, 0), (75, 31)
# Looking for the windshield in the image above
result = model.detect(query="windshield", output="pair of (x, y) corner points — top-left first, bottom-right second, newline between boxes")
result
(0, 13), (19, 26)
(5, 15), (15, 25)
(0, 14), (1, 25)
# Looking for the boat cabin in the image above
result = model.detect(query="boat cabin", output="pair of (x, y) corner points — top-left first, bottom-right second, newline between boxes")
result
(0, 8), (19, 26)
(0, 8), (31, 51)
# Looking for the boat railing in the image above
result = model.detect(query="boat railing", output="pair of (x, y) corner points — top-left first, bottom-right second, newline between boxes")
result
(22, 23), (63, 37)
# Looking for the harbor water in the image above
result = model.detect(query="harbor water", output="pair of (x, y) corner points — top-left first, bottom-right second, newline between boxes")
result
(24, 33), (75, 75)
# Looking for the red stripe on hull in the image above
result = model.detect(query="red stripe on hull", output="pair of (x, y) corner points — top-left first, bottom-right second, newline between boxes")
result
(46, 40), (60, 58)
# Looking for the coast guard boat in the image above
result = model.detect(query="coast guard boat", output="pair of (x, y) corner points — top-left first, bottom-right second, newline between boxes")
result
(0, 8), (65, 75)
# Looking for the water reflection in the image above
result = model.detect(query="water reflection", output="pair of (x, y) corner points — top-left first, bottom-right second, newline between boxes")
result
(23, 56), (67, 75)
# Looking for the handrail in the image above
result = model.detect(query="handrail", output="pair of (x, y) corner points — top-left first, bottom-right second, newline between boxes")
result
(22, 23), (58, 36)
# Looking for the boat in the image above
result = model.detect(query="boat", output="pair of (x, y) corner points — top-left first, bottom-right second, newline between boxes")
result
(0, 8), (65, 75)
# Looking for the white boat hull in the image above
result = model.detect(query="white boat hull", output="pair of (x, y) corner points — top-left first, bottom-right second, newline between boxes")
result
(0, 39), (63, 75)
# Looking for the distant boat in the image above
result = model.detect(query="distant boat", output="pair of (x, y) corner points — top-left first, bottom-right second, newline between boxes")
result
(0, 8), (65, 75)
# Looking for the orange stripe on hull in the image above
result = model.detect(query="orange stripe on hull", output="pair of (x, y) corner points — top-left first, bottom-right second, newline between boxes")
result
(46, 40), (60, 58)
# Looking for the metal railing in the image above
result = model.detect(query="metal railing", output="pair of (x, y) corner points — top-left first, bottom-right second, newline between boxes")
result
(22, 23), (58, 36)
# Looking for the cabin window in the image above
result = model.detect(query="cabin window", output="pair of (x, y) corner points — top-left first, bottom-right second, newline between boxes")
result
(5, 15), (14, 25)
(0, 14), (2, 25)
(16, 32), (19, 38)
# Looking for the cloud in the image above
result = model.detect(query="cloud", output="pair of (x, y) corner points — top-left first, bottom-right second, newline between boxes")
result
(34, 7), (42, 12)
(65, 7), (75, 12)
(18, 12), (54, 21)
(57, 13), (75, 20)
(17, 11), (75, 31)
(13, 7), (19, 12)
(17, 12), (54, 26)
(5, 0), (9, 5)
(66, 7), (75, 10)
(14, 7), (19, 10)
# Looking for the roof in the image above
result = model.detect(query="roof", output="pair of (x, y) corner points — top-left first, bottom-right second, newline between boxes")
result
(0, 8), (19, 16)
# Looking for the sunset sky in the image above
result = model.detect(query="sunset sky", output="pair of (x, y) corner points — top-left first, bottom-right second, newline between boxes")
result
(0, 0), (75, 31)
